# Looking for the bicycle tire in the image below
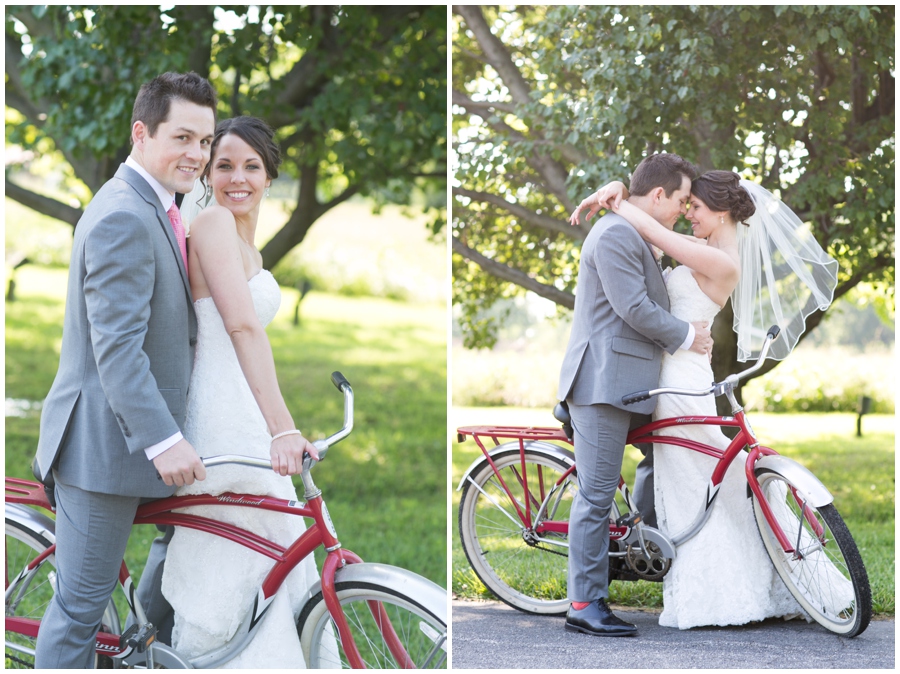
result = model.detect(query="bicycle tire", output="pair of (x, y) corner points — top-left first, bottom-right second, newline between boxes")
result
(296, 570), (447, 669)
(752, 469), (872, 637)
(458, 446), (575, 615)
(5, 516), (119, 668)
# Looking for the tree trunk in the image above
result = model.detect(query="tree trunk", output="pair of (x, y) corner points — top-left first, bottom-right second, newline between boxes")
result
(710, 300), (742, 421)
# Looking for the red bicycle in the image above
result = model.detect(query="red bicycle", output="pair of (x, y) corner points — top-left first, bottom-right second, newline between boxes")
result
(456, 327), (871, 637)
(6, 373), (447, 668)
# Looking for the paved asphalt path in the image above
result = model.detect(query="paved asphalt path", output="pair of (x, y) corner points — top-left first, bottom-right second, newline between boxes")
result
(451, 599), (895, 669)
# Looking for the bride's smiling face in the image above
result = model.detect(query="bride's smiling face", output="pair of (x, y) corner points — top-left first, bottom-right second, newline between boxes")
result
(687, 195), (727, 239)
(209, 133), (271, 218)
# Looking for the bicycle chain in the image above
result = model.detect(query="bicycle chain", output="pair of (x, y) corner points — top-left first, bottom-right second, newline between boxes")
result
(529, 542), (568, 558)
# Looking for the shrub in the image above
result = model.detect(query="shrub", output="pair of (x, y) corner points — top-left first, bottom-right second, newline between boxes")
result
(741, 346), (895, 414)
(453, 343), (895, 414)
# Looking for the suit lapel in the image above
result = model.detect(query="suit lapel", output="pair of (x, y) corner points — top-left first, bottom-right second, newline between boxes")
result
(642, 240), (671, 310)
(115, 165), (192, 297)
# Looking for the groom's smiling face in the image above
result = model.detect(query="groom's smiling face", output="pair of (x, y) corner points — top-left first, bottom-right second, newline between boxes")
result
(133, 99), (215, 195)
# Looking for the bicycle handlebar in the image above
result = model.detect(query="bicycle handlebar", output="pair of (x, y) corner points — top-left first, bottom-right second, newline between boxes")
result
(201, 370), (354, 471)
(622, 325), (781, 406)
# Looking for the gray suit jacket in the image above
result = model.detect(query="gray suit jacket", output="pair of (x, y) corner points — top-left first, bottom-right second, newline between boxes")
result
(35, 164), (197, 497)
(558, 212), (689, 415)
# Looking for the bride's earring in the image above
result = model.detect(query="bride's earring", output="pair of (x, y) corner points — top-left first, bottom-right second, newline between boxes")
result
(720, 215), (725, 226)
(205, 183), (212, 198)
(265, 186), (270, 198)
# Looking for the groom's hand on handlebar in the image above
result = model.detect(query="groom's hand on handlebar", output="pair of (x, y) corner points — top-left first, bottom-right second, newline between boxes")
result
(270, 433), (319, 476)
(153, 439), (206, 486)
(688, 321), (713, 358)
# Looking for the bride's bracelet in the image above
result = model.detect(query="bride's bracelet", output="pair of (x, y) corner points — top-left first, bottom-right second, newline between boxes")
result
(271, 429), (303, 443)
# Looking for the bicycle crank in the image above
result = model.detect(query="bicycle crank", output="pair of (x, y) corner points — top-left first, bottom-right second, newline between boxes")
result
(625, 540), (671, 581)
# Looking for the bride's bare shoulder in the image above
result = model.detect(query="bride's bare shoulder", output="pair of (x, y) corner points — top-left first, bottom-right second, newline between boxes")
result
(190, 205), (237, 237)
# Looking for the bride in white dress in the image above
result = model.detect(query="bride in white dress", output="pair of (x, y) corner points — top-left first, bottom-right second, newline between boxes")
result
(588, 171), (838, 629)
(159, 116), (323, 666)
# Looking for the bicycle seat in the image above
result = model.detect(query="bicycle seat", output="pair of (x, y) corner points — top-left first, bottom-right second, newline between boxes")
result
(553, 401), (574, 442)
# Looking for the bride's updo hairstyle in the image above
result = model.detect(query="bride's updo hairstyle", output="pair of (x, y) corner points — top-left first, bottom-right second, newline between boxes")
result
(202, 115), (282, 183)
(690, 170), (755, 225)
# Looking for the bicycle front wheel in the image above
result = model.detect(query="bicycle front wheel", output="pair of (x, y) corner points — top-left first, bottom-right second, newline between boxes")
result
(752, 469), (872, 637)
(458, 446), (575, 615)
(297, 566), (447, 669)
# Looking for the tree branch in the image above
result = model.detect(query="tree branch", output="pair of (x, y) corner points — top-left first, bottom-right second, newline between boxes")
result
(453, 5), (533, 105)
(454, 88), (589, 167)
(452, 237), (575, 309)
(453, 187), (585, 240)
(320, 183), (362, 214)
(452, 89), (516, 114)
(5, 179), (83, 228)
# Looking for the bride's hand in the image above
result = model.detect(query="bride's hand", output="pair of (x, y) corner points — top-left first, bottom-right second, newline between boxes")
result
(270, 433), (319, 475)
(567, 181), (629, 226)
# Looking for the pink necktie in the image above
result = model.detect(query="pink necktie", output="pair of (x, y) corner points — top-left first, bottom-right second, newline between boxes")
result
(167, 203), (188, 277)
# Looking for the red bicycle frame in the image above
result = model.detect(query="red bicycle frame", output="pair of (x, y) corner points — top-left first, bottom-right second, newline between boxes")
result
(5, 475), (393, 669)
(457, 406), (812, 556)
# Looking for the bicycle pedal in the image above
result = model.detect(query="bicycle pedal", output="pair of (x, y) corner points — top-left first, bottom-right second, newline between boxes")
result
(120, 623), (157, 653)
(616, 512), (642, 527)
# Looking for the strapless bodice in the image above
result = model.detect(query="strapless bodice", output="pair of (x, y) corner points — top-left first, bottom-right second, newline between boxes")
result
(193, 269), (280, 330)
(664, 265), (721, 325)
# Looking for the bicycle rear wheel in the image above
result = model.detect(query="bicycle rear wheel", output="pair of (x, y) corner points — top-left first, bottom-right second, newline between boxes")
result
(297, 566), (446, 668)
(5, 514), (120, 668)
(5, 517), (56, 668)
(752, 469), (872, 637)
(458, 447), (575, 615)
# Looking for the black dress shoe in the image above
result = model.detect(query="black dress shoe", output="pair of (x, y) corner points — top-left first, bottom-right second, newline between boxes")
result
(565, 598), (637, 637)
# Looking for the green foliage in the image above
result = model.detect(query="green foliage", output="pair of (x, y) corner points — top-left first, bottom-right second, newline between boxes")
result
(8, 6), (190, 161)
(6, 5), (446, 265)
(452, 5), (895, 348)
(741, 347), (895, 414)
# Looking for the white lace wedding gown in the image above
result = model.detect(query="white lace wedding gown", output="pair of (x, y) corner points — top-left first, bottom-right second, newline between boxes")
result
(653, 265), (802, 629)
(161, 270), (320, 667)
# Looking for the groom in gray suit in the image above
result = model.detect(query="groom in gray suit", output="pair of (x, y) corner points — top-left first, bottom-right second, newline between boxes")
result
(33, 72), (217, 668)
(558, 153), (711, 637)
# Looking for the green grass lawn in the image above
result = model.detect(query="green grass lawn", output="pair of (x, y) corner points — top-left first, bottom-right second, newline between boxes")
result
(452, 406), (895, 616)
(5, 265), (447, 624)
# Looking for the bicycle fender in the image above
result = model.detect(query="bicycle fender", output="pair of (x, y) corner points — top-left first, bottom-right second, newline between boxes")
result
(6, 503), (56, 543)
(302, 562), (447, 623)
(754, 454), (834, 507)
(455, 441), (575, 491)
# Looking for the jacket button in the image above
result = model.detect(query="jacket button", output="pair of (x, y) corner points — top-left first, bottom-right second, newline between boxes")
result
(189, 338), (197, 346)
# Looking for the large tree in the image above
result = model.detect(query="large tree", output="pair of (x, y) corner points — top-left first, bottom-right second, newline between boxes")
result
(452, 5), (894, 397)
(6, 5), (446, 268)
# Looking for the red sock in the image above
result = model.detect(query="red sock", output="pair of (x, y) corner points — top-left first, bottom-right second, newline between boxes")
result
(571, 601), (590, 610)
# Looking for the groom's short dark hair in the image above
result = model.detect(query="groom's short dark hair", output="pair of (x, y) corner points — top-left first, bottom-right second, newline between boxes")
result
(131, 72), (218, 140)
(629, 153), (698, 197)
